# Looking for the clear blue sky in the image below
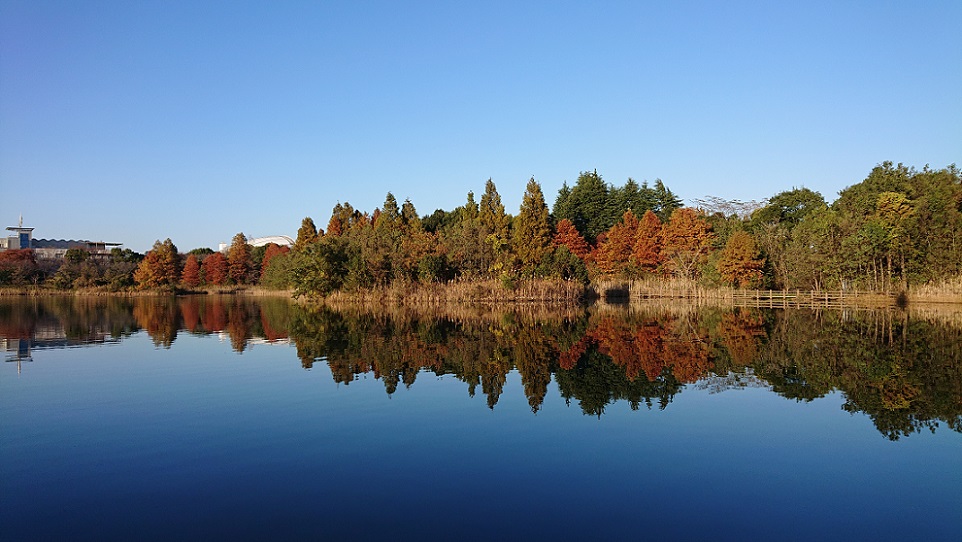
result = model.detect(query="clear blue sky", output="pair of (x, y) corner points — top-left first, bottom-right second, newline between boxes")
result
(2, 1), (960, 252)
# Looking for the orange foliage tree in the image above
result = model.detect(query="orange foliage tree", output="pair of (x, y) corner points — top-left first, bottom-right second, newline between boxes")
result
(134, 239), (180, 289)
(594, 210), (639, 276)
(717, 230), (765, 288)
(227, 233), (252, 285)
(660, 208), (714, 279)
(552, 218), (590, 260)
(631, 210), (663, 274)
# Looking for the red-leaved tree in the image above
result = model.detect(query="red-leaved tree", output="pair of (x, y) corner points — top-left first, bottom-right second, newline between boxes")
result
(553, 218), (590, 260)
(181, 254), (201, 288)
(202, 252), (228, 285)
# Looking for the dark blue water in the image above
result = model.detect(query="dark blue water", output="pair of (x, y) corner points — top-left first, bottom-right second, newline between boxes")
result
(1, 297), (960, 541)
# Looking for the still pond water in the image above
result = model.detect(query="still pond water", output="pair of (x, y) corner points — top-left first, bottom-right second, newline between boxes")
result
(1, 296), (960, 541)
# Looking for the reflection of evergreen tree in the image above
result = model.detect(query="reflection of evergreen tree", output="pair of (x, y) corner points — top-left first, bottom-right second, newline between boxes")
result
(512, 323), (554, 413)
(133, 297), (180, 348)
(752, 308), (962, 439)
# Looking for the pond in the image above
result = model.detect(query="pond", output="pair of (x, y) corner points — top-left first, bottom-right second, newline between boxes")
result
(1, 296), (960, 540)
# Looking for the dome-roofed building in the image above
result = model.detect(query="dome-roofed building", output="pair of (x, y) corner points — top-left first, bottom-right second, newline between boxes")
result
(248, 235), (294, 248)
(218, 235), (294, 253)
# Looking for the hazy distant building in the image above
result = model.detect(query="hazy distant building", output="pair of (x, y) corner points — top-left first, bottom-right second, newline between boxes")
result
(0, 219), (122, 259)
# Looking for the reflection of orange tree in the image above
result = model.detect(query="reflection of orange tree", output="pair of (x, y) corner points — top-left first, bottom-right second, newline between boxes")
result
(178, 297), (201, 332)
(558, 336), (589, 370)
(587, 314), (712, 384)
(132, 297), (179, 348)
(662, 331), (712, 384)
(591, 317), (646, 381)
(718, 308), (766, 367)
(635, 323), (666, 382)
(202, 299), (228, 332)
(226, 299), (252, 353)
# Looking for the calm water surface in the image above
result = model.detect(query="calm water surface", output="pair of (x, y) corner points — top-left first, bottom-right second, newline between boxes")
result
(1, 296), (960, 541)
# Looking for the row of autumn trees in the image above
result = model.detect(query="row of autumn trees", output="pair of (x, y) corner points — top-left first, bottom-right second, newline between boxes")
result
(267, 162), (960, 297)
(131, 233), (291, 290)
(273, 173), (742, 296)
(3, 162), (958, 294)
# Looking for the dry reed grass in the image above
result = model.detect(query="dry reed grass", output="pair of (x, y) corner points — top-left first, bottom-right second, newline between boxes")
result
(324, 278), (585, 306)
(905, 275), (962, 304)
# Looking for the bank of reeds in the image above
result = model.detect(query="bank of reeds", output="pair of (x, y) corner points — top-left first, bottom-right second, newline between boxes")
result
(588, 278), (908, 308)
(905, 275), (962, 304)
(6, 275), (961, 309)
(590, 278), (729, 302)
(323, 278), (586, 308)
(0, 284), (296, 297)
(0, 285), (149, 297)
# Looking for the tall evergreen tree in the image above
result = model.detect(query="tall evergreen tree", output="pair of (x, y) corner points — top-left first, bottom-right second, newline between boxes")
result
(555, 170), (610, 244)
(513, 178), (553, 276)
(294, 217), (319, 250)
(479, 179), (510, 273)
(443, 191), (485, 277)
(652, 179), (683, 221)
(553, 182), (572, 220)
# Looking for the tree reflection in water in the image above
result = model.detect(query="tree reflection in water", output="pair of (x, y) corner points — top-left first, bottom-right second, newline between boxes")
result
(1, 296), (959, 439)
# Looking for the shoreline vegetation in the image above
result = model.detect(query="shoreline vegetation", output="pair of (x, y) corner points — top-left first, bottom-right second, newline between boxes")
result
(2, 275), (960, 309)
(2, 162), (960, 306)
